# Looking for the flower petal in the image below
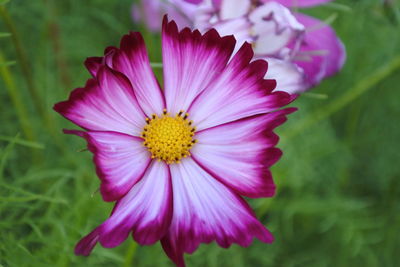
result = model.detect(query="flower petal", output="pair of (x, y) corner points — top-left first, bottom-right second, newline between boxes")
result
(75, 227), (100, 256)
(192, 108), (295, 198)
(263, 57), (307, 93)
(168, 0), (200, 27)
(212, 0), (221, 8)
(262, 0), (333, 7)
(54, 67), (146, 136)
(212, 17), (254, 53)
(293, 13), (346, 86)
(132, 0), (195, 32)
(84, 57), (102, 77)
(132, 0), (163, 32)
(84, 47), (117, 77)
(192, 1), (215, 32)
(162, 16), (236, 115)
(112, 32), (165, 116)
(183, 0), (202, 4)
(66, 130), (151, 202)
(162, 158), (273, 267)
(189, 43), (294, 131)
(75, 161), (172, 255)
(249, 2), (305, 56)
(220, 0), (251, 20)
(83, 32), (165, 116)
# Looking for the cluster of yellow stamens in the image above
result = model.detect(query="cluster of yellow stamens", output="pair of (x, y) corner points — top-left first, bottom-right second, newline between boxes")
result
(142, 109), (197, 164)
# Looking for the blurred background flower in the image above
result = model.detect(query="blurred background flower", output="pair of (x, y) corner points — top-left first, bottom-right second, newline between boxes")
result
(1, 0), (400, 266)
(132, 0), (346, 93)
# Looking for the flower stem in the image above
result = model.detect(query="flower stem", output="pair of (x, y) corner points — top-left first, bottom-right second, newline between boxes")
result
(150, 62), (163, 68)
(123, 242), (138, 267)
(0, 5), (71, 158)
(0, 5), (44, 117)
(0, 52), (36, 142)
(284, 55), (400, 140)
(44, 0), (72, 90)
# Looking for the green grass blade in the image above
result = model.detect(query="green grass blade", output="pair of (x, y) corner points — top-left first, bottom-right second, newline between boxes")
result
(0, 135), (44, 149)
(0, 52), (37, 142)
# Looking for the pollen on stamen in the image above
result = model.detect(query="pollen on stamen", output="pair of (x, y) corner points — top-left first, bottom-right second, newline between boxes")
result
(141, 110), (197, 164)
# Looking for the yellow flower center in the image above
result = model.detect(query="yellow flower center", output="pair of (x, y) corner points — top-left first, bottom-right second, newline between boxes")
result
(142, 110), (196, 164)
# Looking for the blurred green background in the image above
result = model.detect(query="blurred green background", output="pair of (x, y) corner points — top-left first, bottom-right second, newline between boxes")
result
(1, 0), (399, 266)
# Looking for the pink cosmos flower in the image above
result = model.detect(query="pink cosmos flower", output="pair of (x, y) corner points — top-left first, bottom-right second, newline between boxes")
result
(132, 0), (346, 93)
(54, 17), (296, 266)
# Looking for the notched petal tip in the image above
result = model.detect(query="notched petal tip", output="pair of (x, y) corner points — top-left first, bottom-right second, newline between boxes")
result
(62, 129), (86, 137)
(75, 227), (100, 256)
(249, 60), (269, 79)
(161, 242), (187, 267)
(84, 46), (117, 77)
(162, 15), (178, 36)
(270, 90), (297, 107)
(84, 57), (103, 77)
(104, 46), (118, 55)
(99, 182), (129, 202)
(53, 78), (97, 119)
(163, 14), (236, 51)
(284, 106), (298, 115)
(263, 147), (283, 168)
(163, 15), (194, 42)
(234, 41), (255, 66)
(119, 31), (146, 53)
(261, 79), (277, 92)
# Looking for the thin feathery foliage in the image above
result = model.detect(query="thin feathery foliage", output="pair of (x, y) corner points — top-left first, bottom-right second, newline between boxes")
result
(1, 0), (399, 266)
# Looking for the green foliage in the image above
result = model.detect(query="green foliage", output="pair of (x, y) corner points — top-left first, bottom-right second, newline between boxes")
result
(1, 0), (399, 266)
(0, 0), (10, 6)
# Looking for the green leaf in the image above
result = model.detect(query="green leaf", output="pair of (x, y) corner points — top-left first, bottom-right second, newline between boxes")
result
(325, 2), (353, 12)
(0, 0), (10, 5)
(303, 92), (329, 100)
